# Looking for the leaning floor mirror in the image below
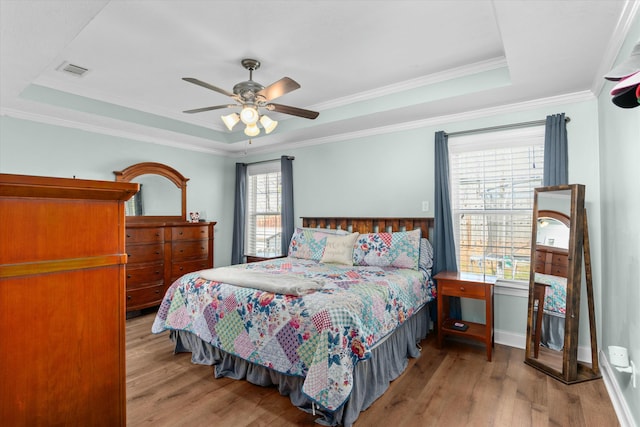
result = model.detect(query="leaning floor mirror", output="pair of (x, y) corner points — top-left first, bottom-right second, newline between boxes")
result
(524, 184), (600, 384)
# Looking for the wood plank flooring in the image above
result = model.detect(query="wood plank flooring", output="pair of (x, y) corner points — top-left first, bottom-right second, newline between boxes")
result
(126, 312), (619, 426)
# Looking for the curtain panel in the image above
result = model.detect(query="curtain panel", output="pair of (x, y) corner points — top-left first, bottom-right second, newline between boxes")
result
(231, 162), (247, 265)
(543, 113), (568, 186)
(281, 156), (295, 256)
(434, 131), (461, 319)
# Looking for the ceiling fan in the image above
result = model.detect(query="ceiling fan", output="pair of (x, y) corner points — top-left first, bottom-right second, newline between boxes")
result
(182, 58), (319, 136)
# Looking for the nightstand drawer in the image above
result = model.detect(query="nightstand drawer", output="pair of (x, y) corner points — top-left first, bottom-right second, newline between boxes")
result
(439, 280), (486, 298)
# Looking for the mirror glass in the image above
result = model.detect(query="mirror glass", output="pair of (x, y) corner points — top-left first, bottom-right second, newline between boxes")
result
(528, 196), (571, 374)
(128, 174), (181, 216)
(114, 162), (188, 221)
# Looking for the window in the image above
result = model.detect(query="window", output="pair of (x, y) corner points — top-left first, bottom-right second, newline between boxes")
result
(448, 127), (544, 283)
(245, 161), (282, 256)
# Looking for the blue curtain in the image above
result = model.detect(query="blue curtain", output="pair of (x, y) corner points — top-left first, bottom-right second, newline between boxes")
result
(434, 131), (461, 319)
(280, 156), (295, 256)
(231, 162), (247, 265)
(543, 113), (568, 186)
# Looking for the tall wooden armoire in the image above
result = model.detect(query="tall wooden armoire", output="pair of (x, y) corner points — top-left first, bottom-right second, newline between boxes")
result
(0, 173), (138, 426)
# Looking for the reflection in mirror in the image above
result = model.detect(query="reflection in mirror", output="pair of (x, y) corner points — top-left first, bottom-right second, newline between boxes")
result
(131, 174), (181, 216)
(114, 162), (188, 221)
(524, 184), (600, 384)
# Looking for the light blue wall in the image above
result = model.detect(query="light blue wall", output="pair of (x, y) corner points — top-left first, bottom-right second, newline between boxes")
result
(0, 116), (236, 266)
(238, 98), (602, 347)
(598, 16), (640, 425)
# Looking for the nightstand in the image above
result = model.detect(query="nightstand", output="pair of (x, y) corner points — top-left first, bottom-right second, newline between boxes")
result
(434, 271), (496, 361)
(245, 253), (286, 263)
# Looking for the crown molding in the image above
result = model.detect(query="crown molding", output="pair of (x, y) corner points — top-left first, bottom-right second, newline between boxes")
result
(1, 105), (229, 156)
(309, 57), (508, 111)
(3, 89), (596, 158)
(231, 90), (596, 157)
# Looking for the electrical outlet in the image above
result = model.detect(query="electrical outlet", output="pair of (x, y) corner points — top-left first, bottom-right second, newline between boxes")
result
(421, 201), (429, 212)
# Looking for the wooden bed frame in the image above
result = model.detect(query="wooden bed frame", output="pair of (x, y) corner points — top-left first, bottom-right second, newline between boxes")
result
(301, 216), (434, 239)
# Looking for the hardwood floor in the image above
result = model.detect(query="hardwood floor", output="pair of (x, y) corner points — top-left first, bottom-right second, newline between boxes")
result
(126, 312), (619, 426)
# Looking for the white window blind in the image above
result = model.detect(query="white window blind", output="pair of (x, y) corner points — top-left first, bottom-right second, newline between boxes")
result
(449, 127), (545, 282)
(246, 161), (282, 256)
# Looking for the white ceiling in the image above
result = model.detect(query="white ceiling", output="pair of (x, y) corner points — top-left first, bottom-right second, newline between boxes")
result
(1, 1), (638, 156)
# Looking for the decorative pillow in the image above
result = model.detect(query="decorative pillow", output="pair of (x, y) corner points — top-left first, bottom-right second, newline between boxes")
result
(320, 233), (359, 265)
(353, 229), (421, 270)
(301, 227), (349, 236)
(419, 238), (434, 274)
(288, 227), (337, 261)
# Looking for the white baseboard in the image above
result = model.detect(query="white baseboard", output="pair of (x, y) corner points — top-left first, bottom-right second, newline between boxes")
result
(600, 351), (635, 427)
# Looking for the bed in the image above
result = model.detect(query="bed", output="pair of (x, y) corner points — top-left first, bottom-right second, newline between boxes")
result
(151, 217), (435, 426)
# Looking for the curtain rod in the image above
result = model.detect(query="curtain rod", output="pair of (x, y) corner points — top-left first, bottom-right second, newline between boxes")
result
(241, 155), (295, 166)
(445, 116), (570, 138)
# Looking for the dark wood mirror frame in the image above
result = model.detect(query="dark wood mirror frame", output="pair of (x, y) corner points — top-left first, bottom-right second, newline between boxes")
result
(114, 162), (188, 222)
(524, 184), (600, 384)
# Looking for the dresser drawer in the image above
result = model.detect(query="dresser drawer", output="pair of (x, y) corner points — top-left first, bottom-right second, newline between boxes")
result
(126, 284), (165, 310)
(171, 259), (211, 280)
(126, 263), (164, 287)
(172, 225), (209, 241)
(439, 280), (486, 298)
(126, 227), (163, 244)
(551, 254), (568, 266)
(126, 243), (164, 263)
(549, 264), (568, 277)
(172, 240), (208, 261)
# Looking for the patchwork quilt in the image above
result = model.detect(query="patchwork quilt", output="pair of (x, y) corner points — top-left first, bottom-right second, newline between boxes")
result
(535, 272), (567, 316)
(152, 257), (435, 412)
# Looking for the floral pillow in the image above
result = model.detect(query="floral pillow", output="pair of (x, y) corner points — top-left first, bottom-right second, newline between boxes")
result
(352, 229), (421, 270)
(419, 238), (434, 275)
(288, 227), (336, 261)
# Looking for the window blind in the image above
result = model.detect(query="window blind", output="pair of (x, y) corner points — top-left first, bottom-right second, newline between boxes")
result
(449, 127), (544, 281)
(246, 161), (282, 256)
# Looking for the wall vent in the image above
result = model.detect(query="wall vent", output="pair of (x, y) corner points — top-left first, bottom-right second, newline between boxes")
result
(58, 62), (89, 77)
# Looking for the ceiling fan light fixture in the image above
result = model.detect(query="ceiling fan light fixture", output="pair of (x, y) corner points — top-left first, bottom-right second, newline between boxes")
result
(221, 112), (240, 131)
(240, 106), (259, 125)
(260, 115), (278, 134)
(244, 123), (260, 137)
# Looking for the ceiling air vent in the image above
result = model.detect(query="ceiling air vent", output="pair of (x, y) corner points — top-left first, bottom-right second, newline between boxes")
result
(58, 62), (89, 77)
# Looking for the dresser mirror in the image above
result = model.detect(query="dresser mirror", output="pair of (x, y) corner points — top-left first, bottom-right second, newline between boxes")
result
(524, 184), (600, 384)
(114, 162), (188, 221)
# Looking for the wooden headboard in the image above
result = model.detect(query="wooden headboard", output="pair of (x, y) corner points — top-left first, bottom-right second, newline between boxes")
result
(301, 217), (434, 240)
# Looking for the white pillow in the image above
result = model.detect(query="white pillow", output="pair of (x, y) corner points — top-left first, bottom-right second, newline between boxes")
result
(320, 233), (359, 265)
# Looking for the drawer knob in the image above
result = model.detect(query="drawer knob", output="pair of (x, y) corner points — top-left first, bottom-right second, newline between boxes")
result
(179, 231), (183, 235)
(127, 295), (132, 300)
(459, 286), (465, 292)
(155, 232), (160, 237)
(155, 251), (160, 255)
(179, 266), (183, 271)
(126, 234), (131, 238)
(127, 275), (131, 279)
(155, 289), (160, 294)
(155, 271), (160, 275)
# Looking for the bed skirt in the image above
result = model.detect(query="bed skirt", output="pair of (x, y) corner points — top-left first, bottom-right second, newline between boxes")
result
(169, 304), (430, 426)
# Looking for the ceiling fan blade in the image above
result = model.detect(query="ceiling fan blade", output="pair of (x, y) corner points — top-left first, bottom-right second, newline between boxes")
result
(268, 103), (319, 119)
(182, 77), (235, 98)
(183, 105), (230, 114)
(257, 77), (300, 101)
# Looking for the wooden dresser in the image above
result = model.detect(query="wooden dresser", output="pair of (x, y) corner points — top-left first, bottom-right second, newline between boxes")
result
(125, 221), (215, 311)
(0, 173), (137, 426)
